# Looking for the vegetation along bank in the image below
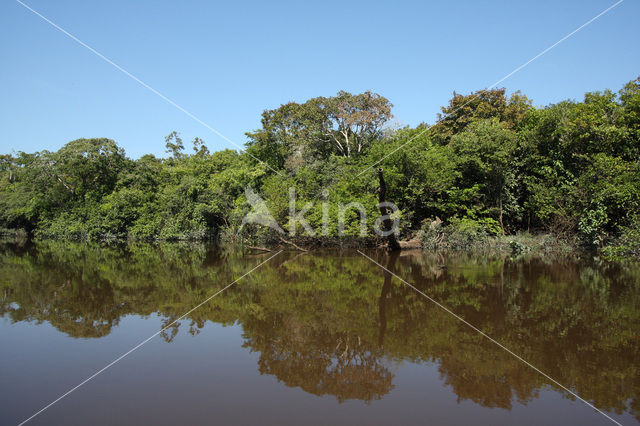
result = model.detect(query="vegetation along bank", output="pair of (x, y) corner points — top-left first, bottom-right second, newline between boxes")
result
(1, 78), (639, 258)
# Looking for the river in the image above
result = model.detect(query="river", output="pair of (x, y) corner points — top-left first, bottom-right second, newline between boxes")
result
(1, 242), (638, 425)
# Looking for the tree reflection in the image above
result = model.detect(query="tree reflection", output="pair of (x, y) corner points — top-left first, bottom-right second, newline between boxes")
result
(377, 250), (398, 348)
(0, 241), (639, 418)
(244, 331), (393, 403)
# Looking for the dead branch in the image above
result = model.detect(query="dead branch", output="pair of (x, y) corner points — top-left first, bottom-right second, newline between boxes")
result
(278, 236), (308, 252)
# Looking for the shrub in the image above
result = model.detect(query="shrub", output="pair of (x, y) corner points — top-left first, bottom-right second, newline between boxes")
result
(418, 217), (497, 250)
(603, 217), (640, 259)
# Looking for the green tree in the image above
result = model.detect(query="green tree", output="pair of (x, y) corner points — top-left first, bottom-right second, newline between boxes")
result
(164, 131), (185, 159)
(451, 119), (518, 232)
(37, 138), (125, 201)
(432, 88), (532, 143)
(246, 91), (393, 170)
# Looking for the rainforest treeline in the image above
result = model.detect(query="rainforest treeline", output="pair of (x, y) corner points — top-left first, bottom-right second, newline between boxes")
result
(1, 78), (639, 256)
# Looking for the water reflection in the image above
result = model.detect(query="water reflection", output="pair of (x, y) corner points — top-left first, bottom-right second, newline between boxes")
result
(1, 241), (639, 421)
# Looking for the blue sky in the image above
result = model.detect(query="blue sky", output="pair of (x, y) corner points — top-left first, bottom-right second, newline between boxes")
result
(1, 0), (638, 158)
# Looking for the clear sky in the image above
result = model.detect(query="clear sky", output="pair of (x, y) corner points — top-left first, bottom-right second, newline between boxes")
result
(1, 0), (638, 158)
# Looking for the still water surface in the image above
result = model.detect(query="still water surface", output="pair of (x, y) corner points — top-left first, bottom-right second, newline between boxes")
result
(1, 242), (639, 425)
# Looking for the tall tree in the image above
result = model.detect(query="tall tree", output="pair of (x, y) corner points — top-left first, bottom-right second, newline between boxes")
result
(37, 138), (125, 201)
(165, 131), (185, 159)
(451, 119), (518, 232)
(192, 137), (209, 156)
(432, 88), (532, 143)
(246, 91), (393, 169)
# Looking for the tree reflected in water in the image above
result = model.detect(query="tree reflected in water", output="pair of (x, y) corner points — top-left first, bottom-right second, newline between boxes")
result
(1, 241), (639, 418)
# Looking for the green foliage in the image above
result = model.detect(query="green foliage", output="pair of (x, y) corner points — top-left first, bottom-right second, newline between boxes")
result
(508, 239), (529, 256)
(245, 90), (393, 170)
(431, 88), (533, 142)
(603, 215), (640, 259)
(0, 79), (639, 256)
(418, 217), (502, 250)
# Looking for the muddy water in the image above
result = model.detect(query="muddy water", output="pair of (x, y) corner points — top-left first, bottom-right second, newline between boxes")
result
(1, 242), (638, 425)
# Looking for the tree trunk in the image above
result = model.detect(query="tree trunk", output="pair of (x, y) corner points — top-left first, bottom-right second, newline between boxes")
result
(498, 197), (505, 235)
(377, 251), (398, 347)
(377, 168), (401, 251)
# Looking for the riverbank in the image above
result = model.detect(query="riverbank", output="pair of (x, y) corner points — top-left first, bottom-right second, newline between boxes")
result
(4, 227), (632, 261)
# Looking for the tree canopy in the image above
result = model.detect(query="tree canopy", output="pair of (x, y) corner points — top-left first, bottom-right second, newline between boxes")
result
(1, 78), (639, 256)
(246, 91), (393, 170)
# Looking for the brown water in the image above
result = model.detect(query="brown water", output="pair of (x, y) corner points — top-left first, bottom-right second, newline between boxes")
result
(0, 241), (639, 425)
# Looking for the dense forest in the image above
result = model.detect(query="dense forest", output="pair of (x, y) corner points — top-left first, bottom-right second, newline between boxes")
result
(1, 77), (639, 256)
